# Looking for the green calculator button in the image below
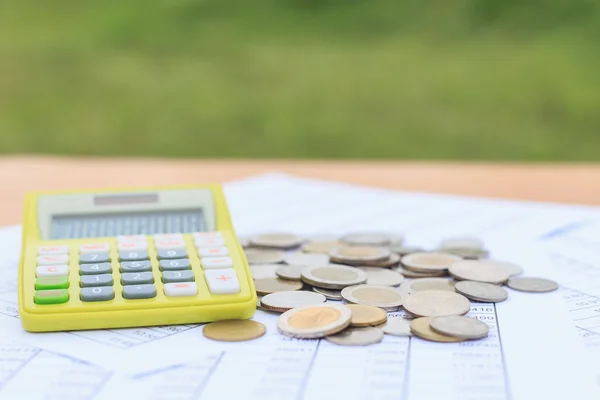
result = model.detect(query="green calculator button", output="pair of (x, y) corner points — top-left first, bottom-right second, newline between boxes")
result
(34, 289), (69, 305)
(35, 276), (70, 290)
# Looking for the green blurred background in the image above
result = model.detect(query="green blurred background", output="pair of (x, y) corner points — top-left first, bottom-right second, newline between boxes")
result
(1, 0), (599, 160)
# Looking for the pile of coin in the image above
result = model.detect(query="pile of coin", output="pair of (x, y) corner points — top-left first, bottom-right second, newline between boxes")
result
(202, 232), (559, 345)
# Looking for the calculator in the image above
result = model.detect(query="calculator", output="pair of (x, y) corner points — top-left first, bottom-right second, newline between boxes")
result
(18, 186), (256, 332)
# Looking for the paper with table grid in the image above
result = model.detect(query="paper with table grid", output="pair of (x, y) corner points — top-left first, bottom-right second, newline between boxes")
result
(0, 173), (599, 400)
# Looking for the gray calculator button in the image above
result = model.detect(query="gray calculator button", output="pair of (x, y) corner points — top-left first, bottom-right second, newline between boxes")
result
(157, 249), (188, 260)
(80, 262), (112, 275)
(80, 286), (115, 302)
(121, 272), (154, 285)
(162, 270), (195, 283)
(159, 258), (191, 271)
(80, 274), (113, 287)
(79, 252), (110, 264)
(120, 260), (152, 272)
(123, 284), (157, 299)
(119, 251), (150, 262)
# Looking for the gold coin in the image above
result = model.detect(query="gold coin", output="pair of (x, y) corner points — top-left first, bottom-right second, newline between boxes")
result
(357, 267), (404, 286)
(410, 317), (465, 343)
(403, 290), (470, 317)
(250, 233), (304, 249)
(341, 284), (404, 312)
(277, 304), (352, 339)
(449, 260), (510, 284)
(401, 252), (463, 273)
(203, 320), (266, 342)
(260, 291), (326, 313)
(312, 286), (343, 300)
(244, 248), (286, 264)
(346, 304), (388, 327)
(325, 327), (384, 346)
(301, 265), (368, 289)
(275, 265), (305, 281)
(302, 241), (342, 254)
(254, 277), (303, 295)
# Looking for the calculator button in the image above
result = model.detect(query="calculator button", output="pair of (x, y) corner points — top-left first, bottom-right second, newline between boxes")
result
(123, 284), (157, 299)
(117, 235), (146, 243)
(193, 232), (222, 238)
(80, 243), (110, 254)
(37, 255), (69, 266)
(38, 245), (69, 255)
(159, 259), (191, 271)
(34, 289), (69, 304)
(157, 249), (188, 260)
(197, 247), (229, 257)
(162, 270), (195, 283)
(79, 262), (112, 275)
(36, 265), (69, 277)
(121, 272), (154, 285)
(79, 252), (110, 264)
(195, 237), (225, 247)
(119, 251), (150, 262)
(155, 239), (186, 251)
(81, 286), (115, 302)
(35, 276), (69, 290)
(204, 268), (240, 294)
(80, 274), (113, 287)
(117, 241), (148, 252)
(120, 260), (152, 272)
(201, 257), (233, 269)
(154, 233), (184, 241)
(164, 282), (198, 297)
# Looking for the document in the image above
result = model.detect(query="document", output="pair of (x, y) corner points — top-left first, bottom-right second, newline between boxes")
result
(0, 173), (599, 399)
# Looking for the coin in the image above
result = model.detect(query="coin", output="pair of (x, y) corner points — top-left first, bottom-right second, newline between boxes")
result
(330, 246), (391, 263)
(401, 252), (463, 273)
(301, 265), (368, 289)
(284, 252), (329, 266)
(356, 267), (404, 287)
(403, 290), (470, 317)
(399, 278), (456, 298)
(260, 291), (327, 312)
(391, 245), (426, 256)
(346, 304), (388, 327)
(250, 233), (304, 249)
(277, 304), (352, 339)
(444, 248), (490, 259)
(254, 277), (304, 295)
(275, 265), (305, 281)
(449, 260), (510, 284)
(381, 317), (412, 336)
(341, 284), (404, 312)
(484, 260), (523, 276)
(203, 320), (267, 342)
(358, 252), (402, 268)
(395, 266), (447, 278)
(312, 286), (343, 301)
(455, 280), (508, 302)
(429, 315), (489, 339)
(439, 237), (485, 251)
(244, 248), (285, 264)
(410, 317), (465, 343)
(250, 264), (281, 279)
(507, 277), (558, 293)
(341, 233), (393, 247)
(325, 327), (384, 346)
(302, 241), (342, 254)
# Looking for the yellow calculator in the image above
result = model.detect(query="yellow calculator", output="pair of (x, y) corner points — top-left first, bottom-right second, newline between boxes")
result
(18, 185), (256, 332)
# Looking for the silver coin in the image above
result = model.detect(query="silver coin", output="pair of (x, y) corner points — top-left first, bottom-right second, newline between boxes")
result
(429, 315), (489, 339)
(340, 233), (393, 247)
(250, 264), (281, 279)
(341, 284), (404, 312)
(284, 252), (329, 266)
(261, 291), (327, 312)
(403, 290), (470, 317)
(325, 326), (384, 346)
(381, 317), (412, 336)
(444, 248), (490, 260)
(455, 280), (508, 303)
(330, 246), (392, 263)
(483, 260), (523, 276)
(391, 245), (426, 256)
(250, 233), (304, 249)
(301, 265), (368, 289)
(401, 252), (463, 273)
(449, 260), (509, 284)
(244, 248), (285, 264)
(439, 237), (485, 251)
(395, 266), (447, 278)
(275, 265), (306, 281)
(356, 267), (404, 287)
(399, 277), (456, 298)
(312, 286), (343, 301)
(507, 277), (558, 293)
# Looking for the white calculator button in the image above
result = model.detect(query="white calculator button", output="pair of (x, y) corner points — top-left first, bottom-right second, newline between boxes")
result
(155, 239), (186, 250)
(201, 257), (233, 269)
(204, 268), (240, 294)
(164, 282), (198, 297)
(80, 243), (110, 254)
(36, 265), (69, 277)
(153, 234), (184, 241)
(37, 245), (69, 255)
(197, 247), (229, 257)
(37, 255), (69, 266)
(193, 231), (222, 238)
(117, 241), (148, 252)
(195, 237), (225, 247)
(117, 235), (146, 243)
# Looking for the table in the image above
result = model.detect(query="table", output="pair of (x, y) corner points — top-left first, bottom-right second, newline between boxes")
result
(1, 156), (599, 226)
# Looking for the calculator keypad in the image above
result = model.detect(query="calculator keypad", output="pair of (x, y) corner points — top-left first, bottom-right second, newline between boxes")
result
(80, 274), (113, 287)
(159, 259), (191, 271)
(121, 272), (154, 285)
(37, 255), (69, 266)
(80, 262), (112, 275)
(120, 261), (152, 272)
(162, 270), (195, 283)
(119, 251), (150, 261)
(157, 249), (187, 260)
(79, 252), (110, 264)
(81, 287), (115, 302)
(123, 284), (157, 299)
(37, 265), (69, 277)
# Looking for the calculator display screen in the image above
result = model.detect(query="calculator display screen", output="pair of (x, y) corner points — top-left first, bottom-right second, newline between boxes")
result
(50, 209), (206, 239)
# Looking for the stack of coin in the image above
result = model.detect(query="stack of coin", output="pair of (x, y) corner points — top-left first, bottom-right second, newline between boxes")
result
(437, 236), (490, 259)
(330, 246), (401, 268)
